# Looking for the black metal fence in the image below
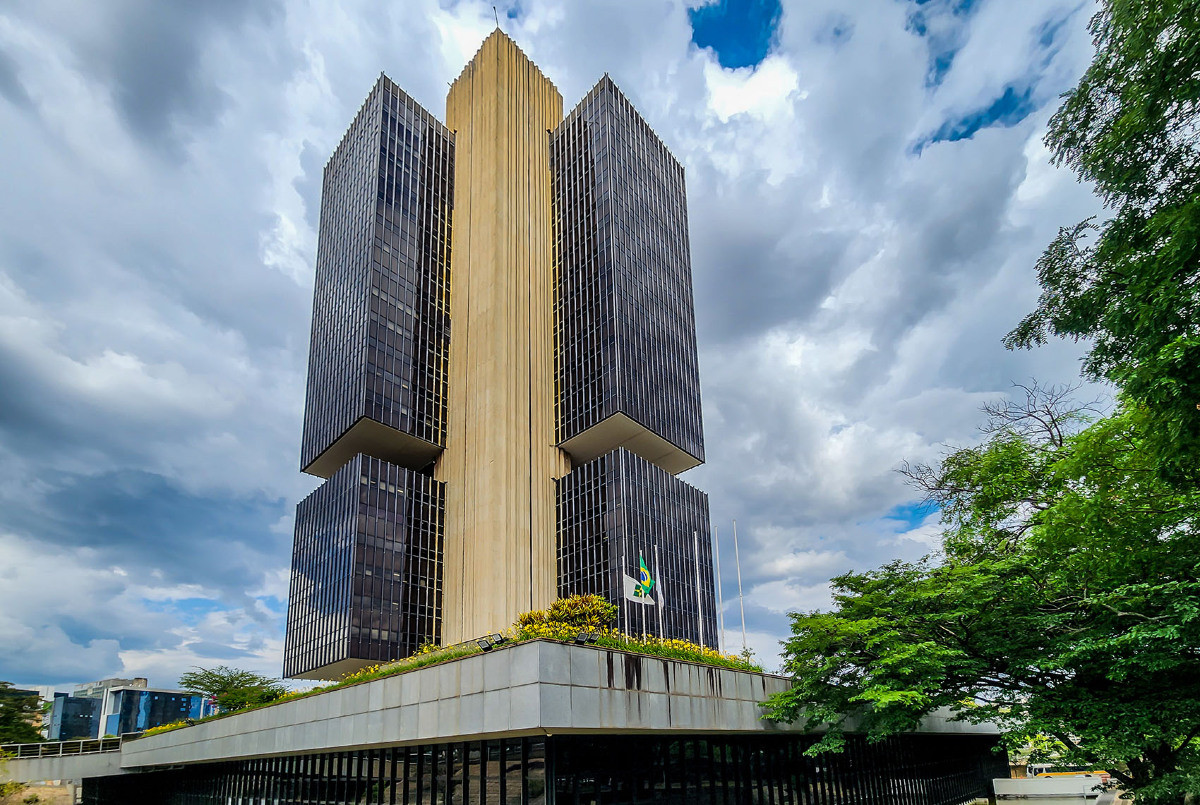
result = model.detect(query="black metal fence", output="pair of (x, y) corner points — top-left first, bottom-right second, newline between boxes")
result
(1, 736), (125, 758)
(82, 733), (1006, 805)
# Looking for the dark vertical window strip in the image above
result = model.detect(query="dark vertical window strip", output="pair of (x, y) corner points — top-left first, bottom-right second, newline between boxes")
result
(556, 448), (717, 647)
(286, 453), (444, 678)
(84, 709), (1002, 803)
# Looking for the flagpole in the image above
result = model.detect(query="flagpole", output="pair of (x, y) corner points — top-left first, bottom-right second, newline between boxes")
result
(639, 549), (646, 640)
(714, 524), (726, 653)
(733, 518), (747, 654)
(693, 530), (704, 647)
(622, 546), (628, 638)
(654, 543), (664, 639)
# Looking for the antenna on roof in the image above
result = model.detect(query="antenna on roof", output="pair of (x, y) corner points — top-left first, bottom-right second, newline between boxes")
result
(493, 5), (500, 28)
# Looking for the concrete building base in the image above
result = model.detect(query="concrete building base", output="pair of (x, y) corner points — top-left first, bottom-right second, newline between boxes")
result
(2, 641), (1006, 804)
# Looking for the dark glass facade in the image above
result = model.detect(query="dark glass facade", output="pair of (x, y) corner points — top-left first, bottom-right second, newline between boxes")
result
(82, 733), (1006, 805)
(289, 72), (452, 679)
(289, 61), (716, 677)
(557, 449), (717, 648)
(284, 453), (445, 679)
(551, 76), (704, 467)
(48, 693), (99, 741)
(103, 690), (210, 737)
(300, 75), (453, 477)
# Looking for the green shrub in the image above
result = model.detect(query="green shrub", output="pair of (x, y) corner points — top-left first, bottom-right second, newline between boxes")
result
(548, 594), (617, 629)
(512, 596), (759, 672)
(518, 594), (617, 631)
(514, 608), (548, 628)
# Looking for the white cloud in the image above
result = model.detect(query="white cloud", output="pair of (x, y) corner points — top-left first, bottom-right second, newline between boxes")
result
(745, 578), (833, 615)
(0, 0), (1106, 687)
(758, 547), (851, 578)
(0, 531), (286, 688)
(704, 55), (799, 122)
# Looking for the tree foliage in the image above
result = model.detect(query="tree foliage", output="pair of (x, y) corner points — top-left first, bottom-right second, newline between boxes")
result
(764, 388), (1200, 805)
(177, 666), (287, 713)
(1004, 0), (1200, 484)
(0, 683), (42, 745)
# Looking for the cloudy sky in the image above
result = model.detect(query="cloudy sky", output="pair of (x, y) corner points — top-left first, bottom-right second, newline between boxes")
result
(0, 0), (1107, 687)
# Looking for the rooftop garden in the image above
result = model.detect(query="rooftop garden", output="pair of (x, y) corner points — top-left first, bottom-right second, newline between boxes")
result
(143, 595), (760, 738)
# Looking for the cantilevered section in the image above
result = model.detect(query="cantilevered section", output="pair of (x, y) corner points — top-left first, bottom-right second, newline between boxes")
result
(299, 75), (453, 477)
(117, 642), (1001, 768)
(551, 76), (705, 475)
(302, 418), (442, 480)
(558, 412), (702, 473)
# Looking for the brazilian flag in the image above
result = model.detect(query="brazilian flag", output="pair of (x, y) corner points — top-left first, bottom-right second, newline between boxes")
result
(636, 554), (655, 598)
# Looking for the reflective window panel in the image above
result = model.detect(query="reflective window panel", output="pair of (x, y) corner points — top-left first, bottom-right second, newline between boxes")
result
(284, 453), (445, 679)
(551, 77), (705, 466)
(300, 76), (454, 473)
(556, 448), (718, 648)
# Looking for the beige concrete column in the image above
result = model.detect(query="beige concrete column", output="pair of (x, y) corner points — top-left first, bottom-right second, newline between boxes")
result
(436, 31), (571, 645)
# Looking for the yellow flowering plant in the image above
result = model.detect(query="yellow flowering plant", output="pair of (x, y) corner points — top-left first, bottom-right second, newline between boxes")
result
(138, 596), (760, 736)
(512, 595), (760, 671)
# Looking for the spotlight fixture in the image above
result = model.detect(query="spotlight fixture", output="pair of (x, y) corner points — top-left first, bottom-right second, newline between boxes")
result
(490, 633), (505, 645)
(574, 631), (588, 645)
(476, 637), (493, 651)
(586, 631), (600, 644)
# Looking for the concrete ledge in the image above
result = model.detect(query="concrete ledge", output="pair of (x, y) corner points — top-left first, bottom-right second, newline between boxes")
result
(996, 777), (1104, 798)
(5, 640), (998, 783)
(5, 752), (124, 783)
(121, 641), (793, 769)
(302, 417), (442, 478)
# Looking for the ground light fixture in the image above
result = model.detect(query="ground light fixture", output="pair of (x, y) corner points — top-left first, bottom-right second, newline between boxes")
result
(476, 634), (507, 652)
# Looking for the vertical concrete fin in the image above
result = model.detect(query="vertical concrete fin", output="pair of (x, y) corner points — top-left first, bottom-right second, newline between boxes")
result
(438, 33), (568, 645)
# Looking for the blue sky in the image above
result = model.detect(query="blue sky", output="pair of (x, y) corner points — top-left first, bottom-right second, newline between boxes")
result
(0, 0), (1105, 685)
(690, 0), (783, 69)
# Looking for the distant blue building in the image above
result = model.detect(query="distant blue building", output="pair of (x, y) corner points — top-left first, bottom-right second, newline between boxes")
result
(45, 679), (215, 740)
(101, 687), (214, 736)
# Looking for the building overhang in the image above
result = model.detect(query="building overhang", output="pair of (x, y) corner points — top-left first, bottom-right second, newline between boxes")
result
(559, 412), (702, 475)
(289, 656), (375, 682)
(302, 417), (443, 479)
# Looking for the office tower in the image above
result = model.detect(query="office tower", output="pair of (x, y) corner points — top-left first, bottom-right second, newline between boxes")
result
(284, 32), (716, 680)
(57, 34), (1008, 805)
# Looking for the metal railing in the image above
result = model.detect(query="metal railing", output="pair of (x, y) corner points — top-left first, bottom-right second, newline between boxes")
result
(1, 735), (133, 759)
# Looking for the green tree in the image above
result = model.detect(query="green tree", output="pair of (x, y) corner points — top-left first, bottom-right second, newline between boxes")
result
(1004, 0), (1200, 484)
(0, 683), (42, 744)
(177, 666), (287, 713)
(764, 389), (1200, 805)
